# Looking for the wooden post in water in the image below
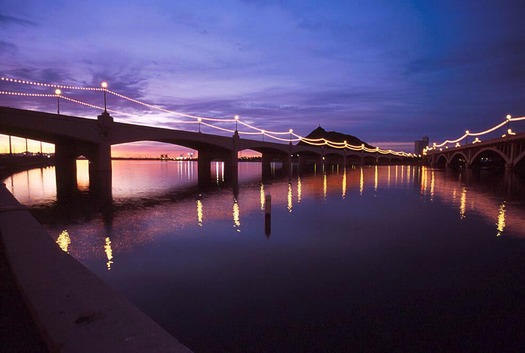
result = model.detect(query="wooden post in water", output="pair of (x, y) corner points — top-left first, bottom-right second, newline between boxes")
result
(265, 194), (271, 237)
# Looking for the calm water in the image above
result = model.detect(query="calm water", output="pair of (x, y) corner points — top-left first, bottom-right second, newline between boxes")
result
(5, 161), (525, 352)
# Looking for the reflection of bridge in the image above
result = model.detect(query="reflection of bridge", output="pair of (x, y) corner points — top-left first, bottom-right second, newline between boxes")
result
(425, 133), (525, 171)
(0, 107), (414, 193)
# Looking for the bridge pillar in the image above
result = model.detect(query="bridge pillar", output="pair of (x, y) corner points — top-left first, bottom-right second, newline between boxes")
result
(197, 146), (237, 185)
(55, 143), (78, 195)
(225, 131), (239, 184)
(197, 150), (213, 184)
(261, 150), (292, 178)
(261, 153), (272, 178)
(88, 142), (112, 196)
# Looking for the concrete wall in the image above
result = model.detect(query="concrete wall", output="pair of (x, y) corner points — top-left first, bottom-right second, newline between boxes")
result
(0, 183), (192, 353)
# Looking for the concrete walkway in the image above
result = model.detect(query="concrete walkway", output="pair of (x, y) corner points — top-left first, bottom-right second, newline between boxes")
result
(0, 183), (193, 353)
(0, 237), (49, 352)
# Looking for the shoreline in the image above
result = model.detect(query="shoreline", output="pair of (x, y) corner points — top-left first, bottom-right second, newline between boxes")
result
(0, 183), (193, 353)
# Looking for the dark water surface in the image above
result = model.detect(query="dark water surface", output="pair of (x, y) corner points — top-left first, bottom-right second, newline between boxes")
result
(6, 161), (525, 352)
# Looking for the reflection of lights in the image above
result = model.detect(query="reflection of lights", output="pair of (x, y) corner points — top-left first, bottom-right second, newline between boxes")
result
(496, 202), (506, 236)
(395, 165), (398, 184)
(420, 168), (426, 194)
(233, 199), (240, 231)
(287, 182), (293, 213)
(56, 230), (71, 253)
(323, 173), (327, 199)
(387, 165), (391, 188)
(430, 170), (435, 200)
(213, 161), (224, 184)
(197, 199), (203, 226)
(359, 167), (364, 195)
(374, 165), (378, 192)
(342, 168), (347, 199)
(460, 187), (467, 219)
(297, 176), (302, 203)
(260, 183), (265, 211)
(104, 237), (113, 270)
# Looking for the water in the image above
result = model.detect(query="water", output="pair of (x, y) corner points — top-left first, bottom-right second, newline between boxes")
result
(5, 161), (525, 352)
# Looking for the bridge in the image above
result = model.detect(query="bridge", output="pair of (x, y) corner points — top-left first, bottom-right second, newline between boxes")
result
(425, 132), (525, 172)
(0, 106), (414, 194)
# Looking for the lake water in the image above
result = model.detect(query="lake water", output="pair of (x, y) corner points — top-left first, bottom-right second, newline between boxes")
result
(5, 161), (525, 352)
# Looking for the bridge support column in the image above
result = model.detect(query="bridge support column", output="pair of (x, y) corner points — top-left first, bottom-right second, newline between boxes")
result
(55, 143), (78, 196)
(225, 131), (239, 184)
(197, 146), (237, 186)
(262, 151), (291, 178)
(88, 142), (112, 198)
(261, 153), (273, 178)
(198, 150), (212, 185)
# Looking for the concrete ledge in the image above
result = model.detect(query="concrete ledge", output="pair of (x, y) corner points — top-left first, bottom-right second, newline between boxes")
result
(0, 184), (192, 353)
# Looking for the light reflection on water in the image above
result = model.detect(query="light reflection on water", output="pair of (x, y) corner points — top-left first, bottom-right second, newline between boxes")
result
(5, 162), (525, 352)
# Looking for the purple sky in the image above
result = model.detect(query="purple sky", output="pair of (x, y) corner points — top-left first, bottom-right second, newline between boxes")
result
(1, 0), (525, 155)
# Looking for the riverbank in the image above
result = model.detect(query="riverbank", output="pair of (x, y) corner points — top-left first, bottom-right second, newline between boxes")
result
(0, 183), (193, 353)
(0, 236), (49, 352)
(0, 154), (54, 179)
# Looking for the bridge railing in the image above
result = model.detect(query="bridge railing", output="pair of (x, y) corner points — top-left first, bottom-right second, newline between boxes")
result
(425, 114), (525, 154)
(1, 76), (414, 158)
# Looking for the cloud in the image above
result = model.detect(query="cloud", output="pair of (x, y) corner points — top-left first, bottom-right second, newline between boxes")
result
(0, 13), (37, 27)
(0, 41), (18, 56)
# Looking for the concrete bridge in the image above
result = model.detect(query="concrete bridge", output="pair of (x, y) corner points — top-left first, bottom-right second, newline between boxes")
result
(425, 132), (525, 172)
(0, 106), (412, 193)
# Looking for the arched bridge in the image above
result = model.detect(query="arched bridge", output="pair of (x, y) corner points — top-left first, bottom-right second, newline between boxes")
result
(425, 133), (525, 171)
(0, 106), (413, 192)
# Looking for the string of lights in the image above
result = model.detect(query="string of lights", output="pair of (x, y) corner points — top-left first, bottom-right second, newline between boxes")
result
(1, 76), (416, 156)
(59, 95), (126, 115)
(0, 77), (104, 91)
(427, 114), (525, 151)
(0, 90), (57, 98)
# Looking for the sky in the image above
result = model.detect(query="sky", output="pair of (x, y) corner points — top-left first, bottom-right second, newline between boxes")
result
(1, 0), (525, 156)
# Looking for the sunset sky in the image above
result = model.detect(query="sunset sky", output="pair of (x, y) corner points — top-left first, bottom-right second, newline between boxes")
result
(1, 0), (524, 157)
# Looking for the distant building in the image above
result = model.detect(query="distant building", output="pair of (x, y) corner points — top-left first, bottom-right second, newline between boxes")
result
(414, 136), (429, 155)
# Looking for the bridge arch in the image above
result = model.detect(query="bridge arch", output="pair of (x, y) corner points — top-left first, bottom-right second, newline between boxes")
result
(448, 151), (468, 169)
(435, 155), (447, 168)
(470, 147), (508, 170)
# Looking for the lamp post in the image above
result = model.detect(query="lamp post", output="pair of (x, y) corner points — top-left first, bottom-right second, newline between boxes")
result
(234, 115), (239, 132)
(465, 130), (469, 145)
(506, 114), (512, 137)
(289, 129), (293, 144)
(55, 89), (61, 114)
(198, 117), (202, 133)
(101, 81), (108, 112)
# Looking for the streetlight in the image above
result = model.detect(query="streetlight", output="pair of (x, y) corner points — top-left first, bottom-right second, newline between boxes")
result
(55, 89), (61, 114)
(465, 130), (469, 145)
(101, 81), (108, 112)
(234, 115), (239, 131)
(198, 117), (202, 133)
(289, 129), (293, 143)
(506, 114), (512, 137)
